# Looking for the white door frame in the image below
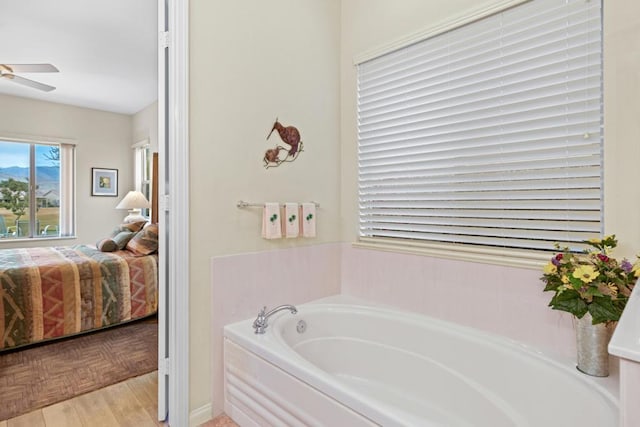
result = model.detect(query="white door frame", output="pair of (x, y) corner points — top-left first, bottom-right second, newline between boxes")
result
(160, 0), (190, 425)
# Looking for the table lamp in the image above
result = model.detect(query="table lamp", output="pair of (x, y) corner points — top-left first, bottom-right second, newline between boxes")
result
(116, 190), (150, 223)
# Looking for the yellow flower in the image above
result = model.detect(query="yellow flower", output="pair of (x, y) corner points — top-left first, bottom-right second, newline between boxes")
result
(561, 275), (570, 284)
(634, 267), (640, 278)
(543, 262), (557, 274)
(573, 265), (597, 283)
(588, 238), (602, 245)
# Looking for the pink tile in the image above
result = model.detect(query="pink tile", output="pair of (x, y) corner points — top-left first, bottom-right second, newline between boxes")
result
(211, 243), (341, 416)
(341, 244), (577, 360)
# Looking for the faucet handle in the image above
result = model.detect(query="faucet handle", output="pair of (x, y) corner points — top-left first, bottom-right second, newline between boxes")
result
(253, 306), (268, 334)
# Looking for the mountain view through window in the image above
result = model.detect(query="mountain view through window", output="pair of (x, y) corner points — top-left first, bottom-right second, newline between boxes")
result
(0, 140), (61, 239)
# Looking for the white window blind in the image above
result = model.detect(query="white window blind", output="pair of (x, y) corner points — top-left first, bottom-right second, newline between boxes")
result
(357, 0), (603, 252)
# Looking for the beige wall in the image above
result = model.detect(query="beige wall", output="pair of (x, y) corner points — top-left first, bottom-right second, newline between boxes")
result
(602, 1), (640, 258)
(132, 101), (159, 152)
(0, 94), (134, 248)
(189, 0), (341, 415)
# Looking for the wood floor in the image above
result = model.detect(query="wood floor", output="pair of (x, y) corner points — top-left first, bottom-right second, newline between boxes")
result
(1, 371), (164, 427)
(0, 371), (238, 427)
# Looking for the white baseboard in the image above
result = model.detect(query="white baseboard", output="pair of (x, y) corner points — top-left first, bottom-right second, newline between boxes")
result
(189, 403), (212, 427)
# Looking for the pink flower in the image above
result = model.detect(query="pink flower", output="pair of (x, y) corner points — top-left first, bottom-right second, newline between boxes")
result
(552, 253), (563, 266)
(597, 254), (609, 262)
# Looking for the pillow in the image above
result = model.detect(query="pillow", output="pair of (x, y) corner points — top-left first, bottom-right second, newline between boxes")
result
(126, 223), (158, 255)
(96, 237), (118, 252)
(112, 230), (136, 250)
(96, 221), (146, 252)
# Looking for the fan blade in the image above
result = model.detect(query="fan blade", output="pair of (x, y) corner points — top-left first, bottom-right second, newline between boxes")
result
(4, 63), (59, 73)
(2, 74), (56, 92)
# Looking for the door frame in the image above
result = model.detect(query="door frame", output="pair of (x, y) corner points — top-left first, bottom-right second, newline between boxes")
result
(161, 0), (190, 425)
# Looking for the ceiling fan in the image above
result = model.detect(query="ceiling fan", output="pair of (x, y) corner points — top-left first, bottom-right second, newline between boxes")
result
(0, 63), (59, 92)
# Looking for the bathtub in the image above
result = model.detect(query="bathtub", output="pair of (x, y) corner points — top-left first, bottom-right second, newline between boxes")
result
(223, 297), (618, 426)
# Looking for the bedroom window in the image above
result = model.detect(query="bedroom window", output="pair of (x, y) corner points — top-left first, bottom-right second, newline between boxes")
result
(133, 140), (151, 218)
(0, 139), (75, 240)
(356, 0), (603, 254)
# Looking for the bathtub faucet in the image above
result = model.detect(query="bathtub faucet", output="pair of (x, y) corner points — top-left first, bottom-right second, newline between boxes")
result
(253, 304), (298, 334)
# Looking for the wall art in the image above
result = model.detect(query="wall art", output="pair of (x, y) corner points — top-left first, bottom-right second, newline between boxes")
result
(263, 118), (304, 168)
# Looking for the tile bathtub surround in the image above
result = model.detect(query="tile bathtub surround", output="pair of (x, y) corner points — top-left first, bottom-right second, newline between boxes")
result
(210, 243), (342, 417)
(341, 244), (620, 396)
(342, 244), (586, 361)
(210, 242), (620, 421)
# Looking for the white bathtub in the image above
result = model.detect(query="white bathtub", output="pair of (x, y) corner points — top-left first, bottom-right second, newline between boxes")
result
(223, 297), (618, 426)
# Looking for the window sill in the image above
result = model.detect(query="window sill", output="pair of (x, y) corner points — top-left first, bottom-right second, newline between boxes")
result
(0, 235), (77, 244)
(353, 237), (550, 270)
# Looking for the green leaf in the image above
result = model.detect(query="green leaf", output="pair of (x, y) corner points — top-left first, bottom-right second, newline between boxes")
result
(588, 296), (622, 324)
(550, 290), (588, 318)
(541, 275), (563, 292)
(568, 276), (583, 289)
(585, 286), (603, 297)
(543, 281), (560, 292)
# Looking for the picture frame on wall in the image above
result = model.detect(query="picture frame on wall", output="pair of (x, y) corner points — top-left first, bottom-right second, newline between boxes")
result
(91, 167), (118, 197)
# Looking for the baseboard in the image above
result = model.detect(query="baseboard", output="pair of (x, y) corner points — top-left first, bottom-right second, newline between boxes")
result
(189, 403), (212, 426)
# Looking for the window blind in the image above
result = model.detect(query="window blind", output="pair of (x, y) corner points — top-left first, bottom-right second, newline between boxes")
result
(357, 0), (603, 252)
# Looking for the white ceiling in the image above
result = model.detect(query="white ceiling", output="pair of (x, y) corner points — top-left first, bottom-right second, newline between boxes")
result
(0, 0), (158, 115)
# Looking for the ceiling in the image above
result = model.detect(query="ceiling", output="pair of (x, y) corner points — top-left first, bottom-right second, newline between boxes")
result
(0, 0), (158, 115)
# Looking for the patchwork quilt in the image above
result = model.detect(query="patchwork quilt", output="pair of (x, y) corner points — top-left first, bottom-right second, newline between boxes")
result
(0, 245), (158, 350)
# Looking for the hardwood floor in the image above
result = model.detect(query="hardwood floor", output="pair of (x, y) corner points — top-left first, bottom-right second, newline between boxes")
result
(2, 371), (238, 427)
(3, 372), (165, 427)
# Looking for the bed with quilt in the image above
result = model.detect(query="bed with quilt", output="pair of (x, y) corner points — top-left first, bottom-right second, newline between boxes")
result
(0, 223), (158, 351)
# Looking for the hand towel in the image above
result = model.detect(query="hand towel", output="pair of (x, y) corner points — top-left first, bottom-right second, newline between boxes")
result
(261, 202), (282, 239)
(284, 203), (299, 238)
(301, 203), (316, 238)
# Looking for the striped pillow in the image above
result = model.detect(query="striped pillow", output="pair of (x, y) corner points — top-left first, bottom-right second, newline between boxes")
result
(126, 223), (158, 256)
(112, 231), (136, 250)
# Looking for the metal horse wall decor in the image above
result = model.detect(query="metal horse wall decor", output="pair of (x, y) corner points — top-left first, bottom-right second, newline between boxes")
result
(263, 118), (304, 168)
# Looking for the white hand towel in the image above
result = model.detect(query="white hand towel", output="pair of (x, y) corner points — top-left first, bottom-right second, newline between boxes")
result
(284, 203), (299, 238)
(261, 203), (282, 239)
(301, 203), (316, 238)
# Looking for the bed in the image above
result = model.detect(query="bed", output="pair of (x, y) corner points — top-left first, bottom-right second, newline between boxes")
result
(0, 245), (158, 351)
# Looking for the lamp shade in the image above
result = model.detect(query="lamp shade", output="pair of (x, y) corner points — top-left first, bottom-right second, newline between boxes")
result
(116, 190), (150, 210)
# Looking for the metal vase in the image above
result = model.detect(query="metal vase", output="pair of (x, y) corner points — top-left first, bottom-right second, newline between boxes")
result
(575, 313), (614, 377)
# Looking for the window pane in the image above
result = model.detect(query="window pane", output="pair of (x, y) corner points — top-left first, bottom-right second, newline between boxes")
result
(36, 144), (60, 237)
(0, 141), (30, 240)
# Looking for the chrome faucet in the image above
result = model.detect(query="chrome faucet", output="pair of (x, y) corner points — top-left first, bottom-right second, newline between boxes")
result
(253, 304), (297, 334)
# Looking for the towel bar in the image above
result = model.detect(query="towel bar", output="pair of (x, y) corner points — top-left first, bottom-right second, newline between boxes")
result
(236, 200), (320, 209)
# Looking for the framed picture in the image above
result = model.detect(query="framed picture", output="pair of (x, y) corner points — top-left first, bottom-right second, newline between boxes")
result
(91, 168), (118, 197)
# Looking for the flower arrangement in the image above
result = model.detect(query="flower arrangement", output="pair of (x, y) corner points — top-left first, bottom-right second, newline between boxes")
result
(541, 235), (639, 325)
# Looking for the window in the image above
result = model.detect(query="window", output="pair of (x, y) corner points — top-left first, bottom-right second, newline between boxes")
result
(357, 0), (603, 253)
(0, 139), (75, 239)
(133, 140), (151, 218)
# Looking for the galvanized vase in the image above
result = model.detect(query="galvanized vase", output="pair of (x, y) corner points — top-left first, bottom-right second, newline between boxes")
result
(575, 313), (614, 377)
